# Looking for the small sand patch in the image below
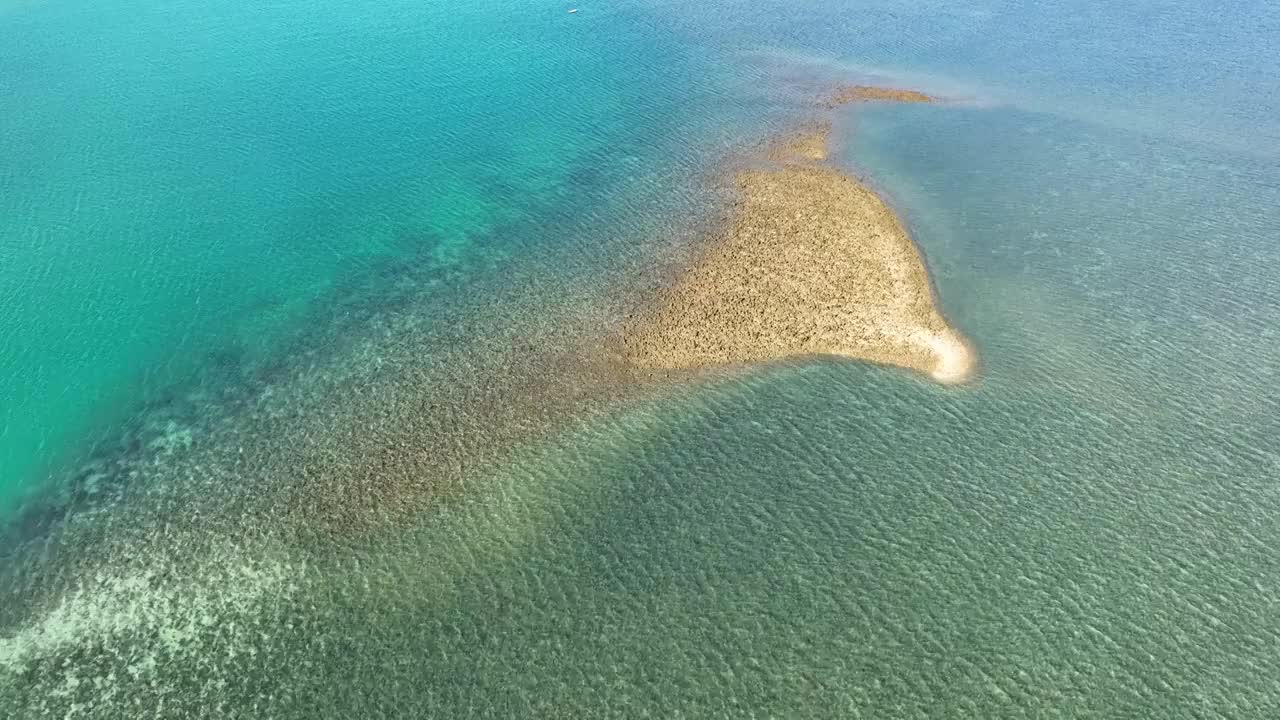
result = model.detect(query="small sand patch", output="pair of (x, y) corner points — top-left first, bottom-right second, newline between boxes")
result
(825, 85), (936, 108)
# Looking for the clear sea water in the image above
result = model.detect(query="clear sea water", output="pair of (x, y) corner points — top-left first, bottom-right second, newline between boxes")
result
(2, 0), (1279, 716)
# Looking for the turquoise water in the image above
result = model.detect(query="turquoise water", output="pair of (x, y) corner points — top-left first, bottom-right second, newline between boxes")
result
(0, 0), (701, 510)
(3, 0), (1280, 716)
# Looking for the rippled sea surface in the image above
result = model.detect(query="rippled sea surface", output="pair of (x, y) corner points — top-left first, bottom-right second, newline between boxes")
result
(3, 0), (1279, 716)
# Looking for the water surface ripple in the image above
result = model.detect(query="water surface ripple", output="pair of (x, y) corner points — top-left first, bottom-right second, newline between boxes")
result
(3, 0), (1280, 717)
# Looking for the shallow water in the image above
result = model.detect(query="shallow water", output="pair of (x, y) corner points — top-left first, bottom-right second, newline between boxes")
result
(0, 0), (724, 511)
(3, 0), (1280, 716)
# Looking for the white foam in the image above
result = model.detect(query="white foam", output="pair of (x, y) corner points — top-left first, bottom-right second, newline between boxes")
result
(924, 330), (976, 384)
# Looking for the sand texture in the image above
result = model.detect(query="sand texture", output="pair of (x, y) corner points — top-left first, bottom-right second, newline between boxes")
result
(620, 97), (974, 384)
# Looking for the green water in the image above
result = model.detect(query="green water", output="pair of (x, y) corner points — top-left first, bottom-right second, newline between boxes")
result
(3, 0), (1280, 716)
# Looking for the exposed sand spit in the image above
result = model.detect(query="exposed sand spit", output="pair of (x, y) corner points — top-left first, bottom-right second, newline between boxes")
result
(620, 89), (975, 384)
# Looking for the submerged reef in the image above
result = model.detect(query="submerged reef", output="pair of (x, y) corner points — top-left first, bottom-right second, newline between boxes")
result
(619, 88), (975, 384)
(0, 84), (975, 716)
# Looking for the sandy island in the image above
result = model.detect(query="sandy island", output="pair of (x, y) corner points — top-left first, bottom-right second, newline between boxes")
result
(619, 86), (976, 384)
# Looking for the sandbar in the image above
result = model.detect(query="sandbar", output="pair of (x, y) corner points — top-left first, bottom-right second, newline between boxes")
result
(619, 88), (975, 384)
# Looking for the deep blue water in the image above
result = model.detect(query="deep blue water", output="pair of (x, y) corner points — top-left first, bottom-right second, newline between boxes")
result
(2, 0), (1279, 716)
